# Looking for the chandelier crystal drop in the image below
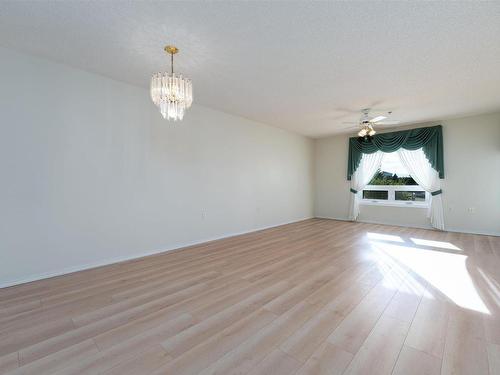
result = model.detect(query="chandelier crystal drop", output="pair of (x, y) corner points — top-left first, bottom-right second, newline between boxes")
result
(150, 45), (193, 121)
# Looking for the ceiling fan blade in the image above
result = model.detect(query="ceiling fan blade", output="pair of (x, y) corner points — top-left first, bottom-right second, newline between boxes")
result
(376, 120), (401, 125)
(339, 125), (359, 130)
(369, 115), (387, 123)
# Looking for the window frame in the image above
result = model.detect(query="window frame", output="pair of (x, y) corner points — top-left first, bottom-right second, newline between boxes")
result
(360, 185), (429, 208)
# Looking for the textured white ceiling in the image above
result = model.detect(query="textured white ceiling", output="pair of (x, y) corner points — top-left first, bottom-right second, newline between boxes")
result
(1, 1), (499, 137)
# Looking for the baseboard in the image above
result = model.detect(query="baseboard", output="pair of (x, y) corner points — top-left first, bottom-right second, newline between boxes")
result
(315, 215), (431, 230)
(0, 216), (313, 289)
(442, 227), (499, 237)
(360, 218), (432, 230)
(314, 216), (499, 236)
(313, 216), (350, 223)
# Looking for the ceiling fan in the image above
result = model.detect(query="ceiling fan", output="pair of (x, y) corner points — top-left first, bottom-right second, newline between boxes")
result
(342, 108), (400, 138)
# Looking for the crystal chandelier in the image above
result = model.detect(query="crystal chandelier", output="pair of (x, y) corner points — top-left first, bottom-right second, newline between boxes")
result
(150, 45), (193, 121)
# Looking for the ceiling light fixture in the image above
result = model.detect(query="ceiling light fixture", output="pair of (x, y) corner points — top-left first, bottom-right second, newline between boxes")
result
(358, 122), (376, 138)
(357, 109), (377, 138)
(150, 45), (193, 121)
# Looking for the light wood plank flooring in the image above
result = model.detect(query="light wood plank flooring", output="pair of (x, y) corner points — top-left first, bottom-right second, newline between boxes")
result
(1, 219), (499, 374)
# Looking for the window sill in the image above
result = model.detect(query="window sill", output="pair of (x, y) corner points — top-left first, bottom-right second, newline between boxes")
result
(360, 200), (429, 209)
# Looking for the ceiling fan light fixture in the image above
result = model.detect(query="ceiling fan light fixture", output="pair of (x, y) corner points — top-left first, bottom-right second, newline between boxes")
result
(358, 122), (376, 138)
(358, 128), (368, 137)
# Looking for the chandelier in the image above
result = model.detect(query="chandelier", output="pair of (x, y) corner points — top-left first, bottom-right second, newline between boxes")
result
(150, 45), (193, 121)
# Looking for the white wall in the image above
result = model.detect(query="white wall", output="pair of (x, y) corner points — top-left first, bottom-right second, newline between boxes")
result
(0, 48), (314, 287)
(314, 113), (500, 235)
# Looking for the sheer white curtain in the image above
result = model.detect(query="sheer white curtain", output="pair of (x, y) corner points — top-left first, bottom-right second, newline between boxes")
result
(398, 148), (445, 230)
(349, 151), (384, 221)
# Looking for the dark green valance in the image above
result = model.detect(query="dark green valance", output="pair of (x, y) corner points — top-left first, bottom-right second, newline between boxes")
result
(347, 125), (444, 180)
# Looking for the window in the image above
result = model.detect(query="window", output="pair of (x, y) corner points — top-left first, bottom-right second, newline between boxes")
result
(361, 152), (429, 208)
(363, 190), (388, 200)
(395, 190), (426, 202)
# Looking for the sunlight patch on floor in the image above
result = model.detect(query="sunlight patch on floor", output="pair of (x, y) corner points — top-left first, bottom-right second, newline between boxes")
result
(369, 239), (489, 314)
(369, 243), (430, 297)
(410, 238), (461, 250)
(476, 268), (500, 307)
(367, 232), (404, 243)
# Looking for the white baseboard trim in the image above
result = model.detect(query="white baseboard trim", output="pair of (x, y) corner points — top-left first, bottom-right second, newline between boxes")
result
(0, 216), (313, 289)
(314, 216), (499, 236)
(442, 227), (499, 237)
(314, 215), (431, 230)
(360, 218), (432, 230)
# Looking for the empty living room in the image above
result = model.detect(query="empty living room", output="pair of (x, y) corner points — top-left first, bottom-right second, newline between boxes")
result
(0, 1), (499, 374)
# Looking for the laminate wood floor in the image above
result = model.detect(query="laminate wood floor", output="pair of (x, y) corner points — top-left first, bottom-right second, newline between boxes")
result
(1, 219), (499, 375)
